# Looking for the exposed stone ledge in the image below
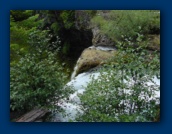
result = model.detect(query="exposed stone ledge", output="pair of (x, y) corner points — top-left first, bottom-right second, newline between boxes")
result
(71, 46), (117, 79)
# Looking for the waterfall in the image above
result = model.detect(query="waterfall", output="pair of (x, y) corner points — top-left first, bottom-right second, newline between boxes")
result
(51, 45), (160, 122)
(70, 65), (78, 80)
(70, 57), (81, 80)
(52, 69), (101, 122)
(52, 67), (160, 122)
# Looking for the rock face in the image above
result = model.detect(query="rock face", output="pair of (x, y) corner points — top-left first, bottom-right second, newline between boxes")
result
(92, 26), (115, 46)
(61, 29), (93, 58)
(75, 10), (115, 47)
(90, 11), (115, 46)
(69, 11), (117, 79)
(71, 45), (116, 79)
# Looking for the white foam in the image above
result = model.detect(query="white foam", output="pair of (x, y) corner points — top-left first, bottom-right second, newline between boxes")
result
(54, 70), (160, 122)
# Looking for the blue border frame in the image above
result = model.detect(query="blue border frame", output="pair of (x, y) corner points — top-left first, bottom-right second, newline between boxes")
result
(0, 0), (171, 134)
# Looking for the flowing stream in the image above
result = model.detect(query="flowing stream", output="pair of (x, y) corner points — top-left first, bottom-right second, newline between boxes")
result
(52, 67), (101, 122)
(51, 46), (160, 122)
(51, 67), (160, 122)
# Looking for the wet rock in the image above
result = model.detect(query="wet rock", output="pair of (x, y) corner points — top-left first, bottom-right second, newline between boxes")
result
(71, 46), (116, 79)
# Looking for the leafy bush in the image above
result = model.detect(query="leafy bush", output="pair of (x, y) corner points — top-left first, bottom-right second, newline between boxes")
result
(17, 14), (43, 29)
(60, 10), (75, 29)
(10, 50), (71, 111)
(10, 15), (70, 112)
(10, 13), (44, 66)
(27, 28), (61, 56)
(91, 10), (160, 42)
(10, 22), (30, 46)
(10, 10), (33, 21)
(10, 43), (28, 67)
(75, 38), (160, 122)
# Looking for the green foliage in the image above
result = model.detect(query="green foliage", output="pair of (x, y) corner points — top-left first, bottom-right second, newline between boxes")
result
(91, 10), (160, 42)
(10, 10), (33, 21)
(17, 14), (43, 29)
(10, 12), (44, 67)
(27, 28), (50, 52)
(36, 10), (76, 57)
(10, 43), (28, 66)
(10, 21), (29, 46)
(60, 10), (75, 29)
(10, 11), (71, 113)
(39, 10), (75, 33)
(10, 50), (71, 111)
(10, 15), (30, 65)
(27, 28), (61, 54)
(50, 22), (60, 33)
(85, 10), (97, 17)
(75, 36), (160, 122)
(10, 10), (160, 122)
(10, 13), (42, 45)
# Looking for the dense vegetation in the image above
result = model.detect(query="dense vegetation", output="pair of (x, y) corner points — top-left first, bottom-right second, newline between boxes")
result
(10, 10), (74, 117)
(91, 10), (160, 43)
(74, 10), (160, 122)
(76, 38), (160, 122)
(10, 10), (160, 122)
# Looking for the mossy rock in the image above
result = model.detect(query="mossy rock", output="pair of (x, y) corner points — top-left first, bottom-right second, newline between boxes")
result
(74, 47), (116, 76)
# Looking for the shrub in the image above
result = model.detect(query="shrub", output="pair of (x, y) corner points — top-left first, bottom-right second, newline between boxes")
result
(10, 10), (33, 21)
(17, 14), (43, 29)
(91, 10), (160, 42)
(75, 38), (160, 122)
(60, 10), (75, 29)
(10, 10), (72, 113)
(10, 50), (72, 112)
(76, 68), (160, 122)
(28, 27), (61, 54)
(10, 13), (44, 66)
(10, 22), (30, 46)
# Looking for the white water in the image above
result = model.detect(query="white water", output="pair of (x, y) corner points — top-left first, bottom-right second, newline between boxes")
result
(70, 65), (78, 80)
(52, 68), (160, 122)
(70, 57), (81, 80)
(89, 45), (116, 51)
(53, 46), (159, 122)
(52, 70), (101, 122)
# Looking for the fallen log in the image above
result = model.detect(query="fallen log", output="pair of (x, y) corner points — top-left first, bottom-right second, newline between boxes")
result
(16, 108), (49, 122)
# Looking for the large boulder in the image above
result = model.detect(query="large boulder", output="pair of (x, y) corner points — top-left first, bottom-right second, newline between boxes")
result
(71, 45), (117, 79)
